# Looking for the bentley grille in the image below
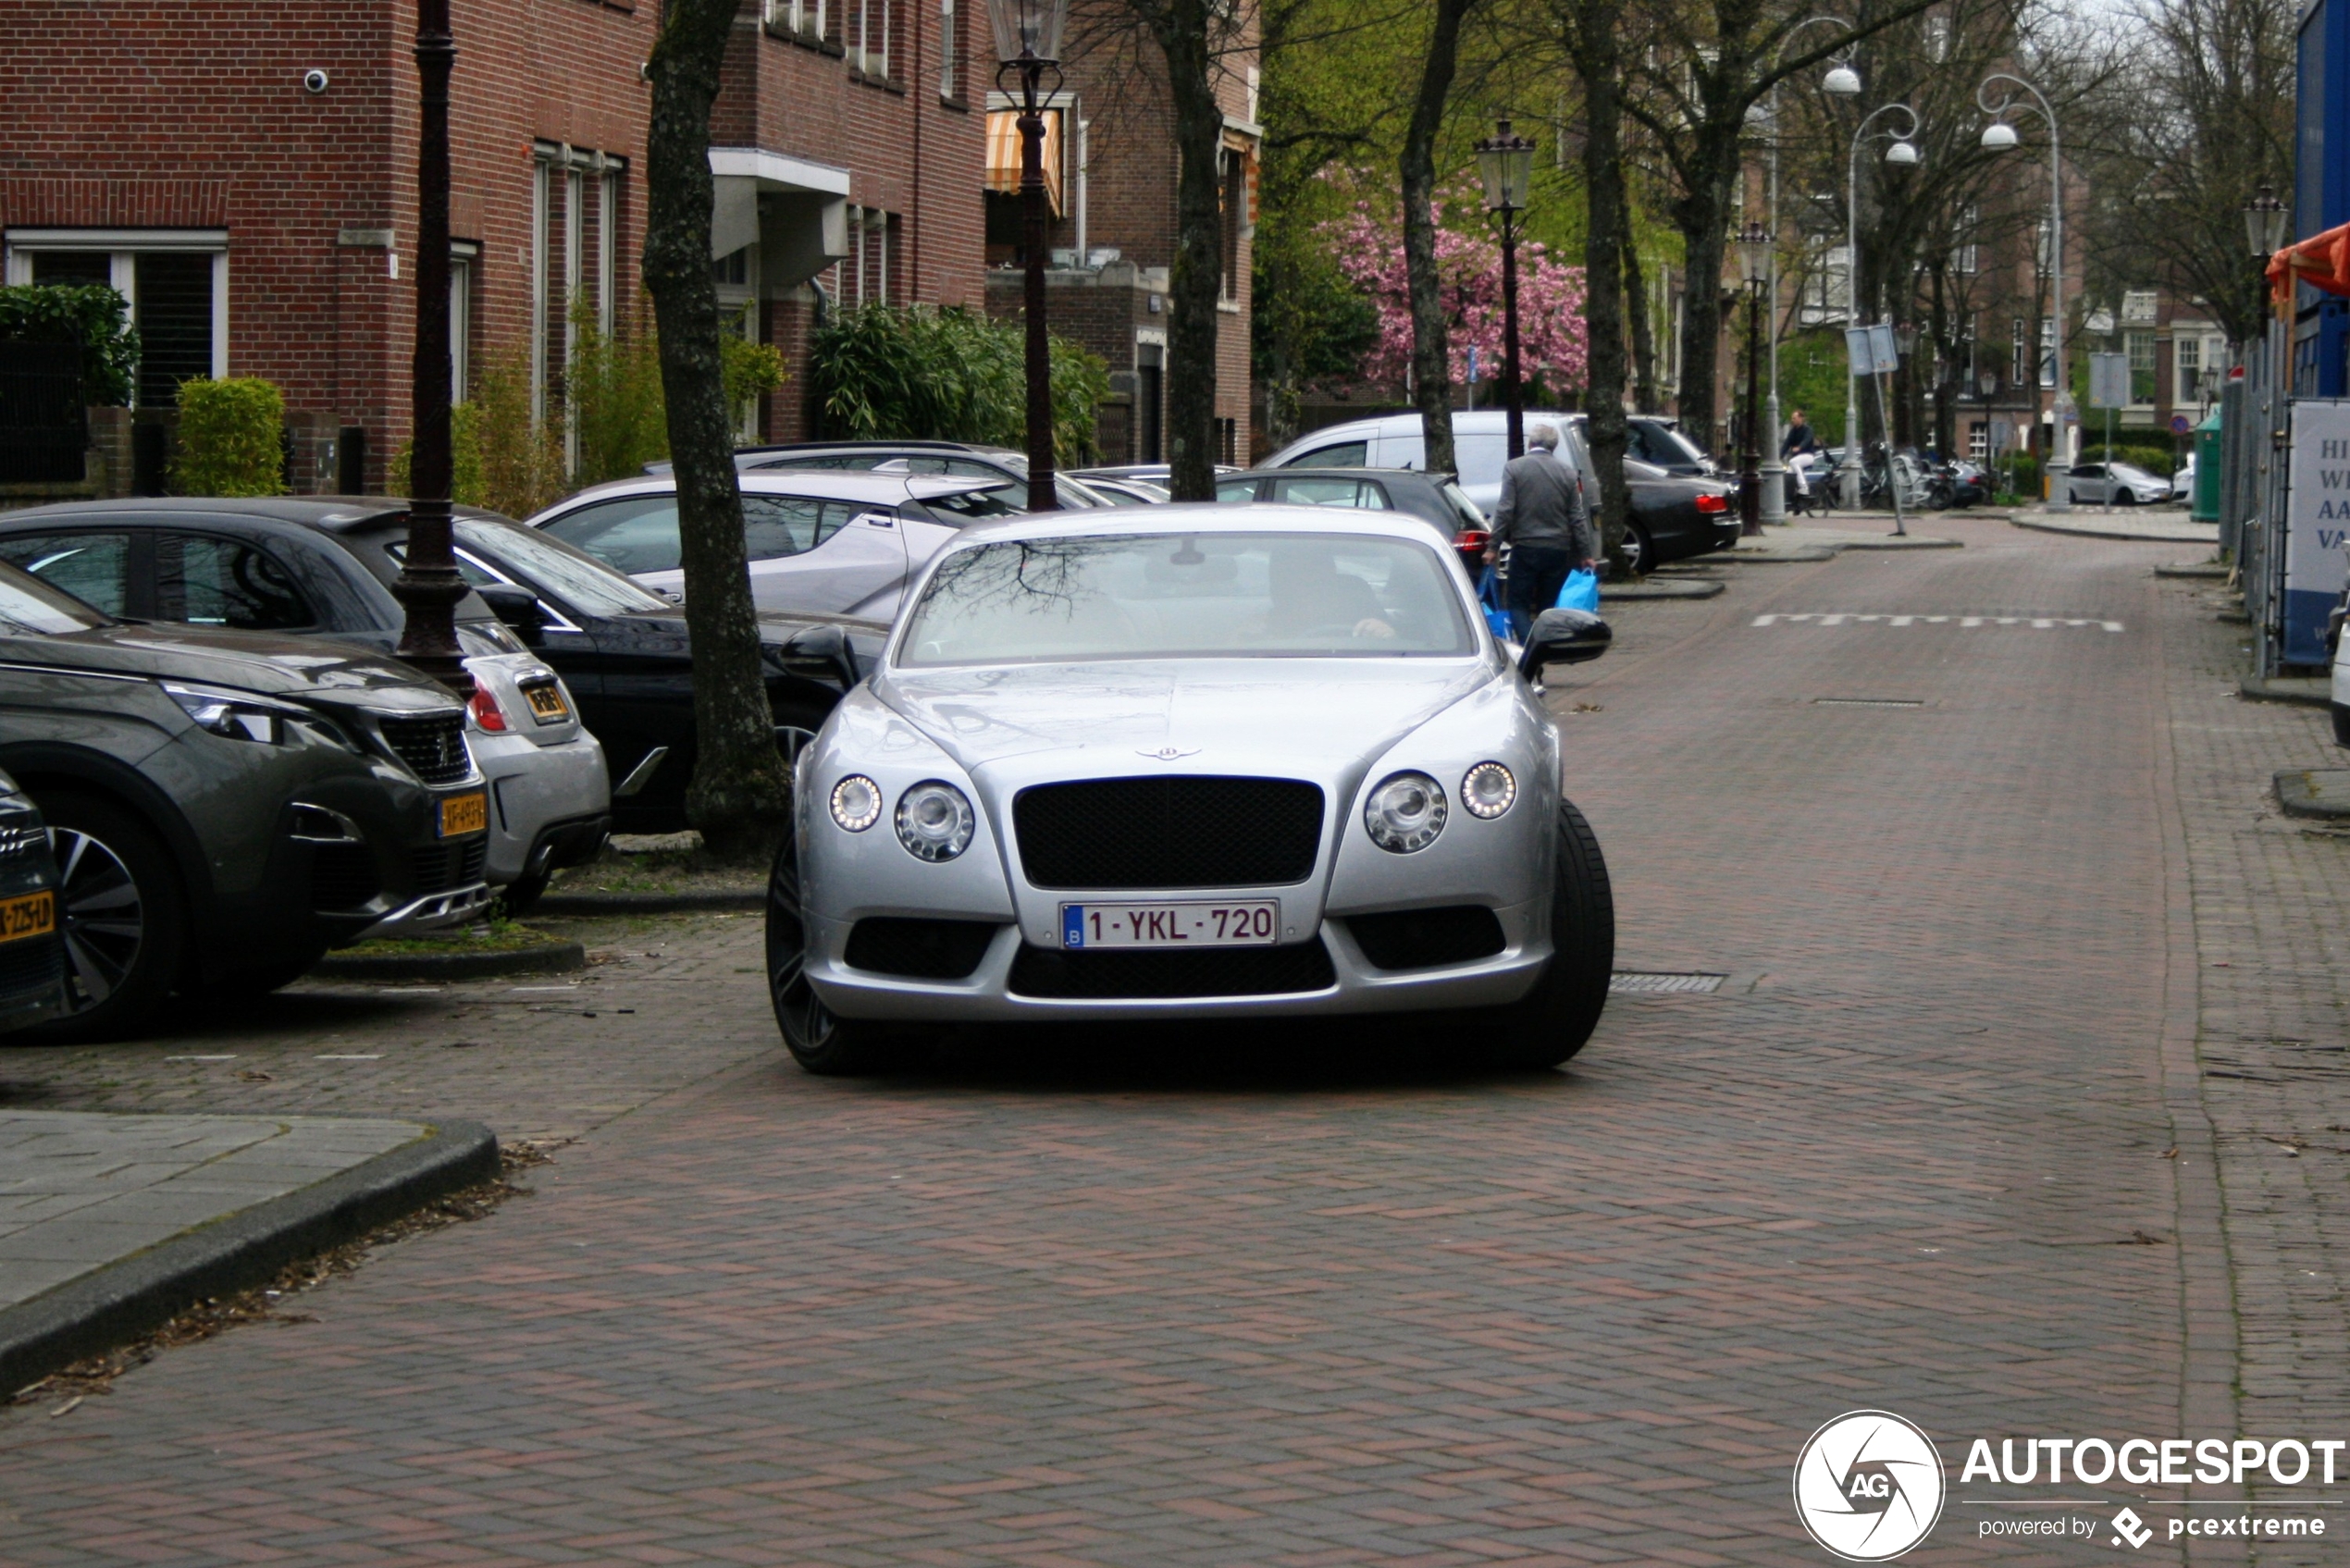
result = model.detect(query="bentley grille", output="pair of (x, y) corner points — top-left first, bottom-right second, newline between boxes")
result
(1012, 775), (1324, 889)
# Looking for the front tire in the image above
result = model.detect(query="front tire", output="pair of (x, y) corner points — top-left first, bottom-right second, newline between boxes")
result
(29, 793), (187, 1043)
(765, 826), (918, 1075)
(1621, 521), (1653, 576)
(1478, 798), (1614, 1069)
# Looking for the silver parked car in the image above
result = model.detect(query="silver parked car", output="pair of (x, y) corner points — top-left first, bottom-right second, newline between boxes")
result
(526, 471), (1103, 623)
(765, 506), (1616, 1074)
(460, 650), (607, 909)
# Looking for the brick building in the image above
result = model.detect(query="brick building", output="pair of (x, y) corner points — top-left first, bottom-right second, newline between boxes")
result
(980, 12), (1260, 465)
(0, 0), (987, 491)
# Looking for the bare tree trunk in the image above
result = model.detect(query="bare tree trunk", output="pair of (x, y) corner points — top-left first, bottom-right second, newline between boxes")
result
(1145, 0), (1228, 500)
(1668, 129), (1737, 455)
(1566, 0), (1632, 573)
(1401, 0), (1477, 478)
(1622, 229), (1659, 414)
(643, 0), (792, 860)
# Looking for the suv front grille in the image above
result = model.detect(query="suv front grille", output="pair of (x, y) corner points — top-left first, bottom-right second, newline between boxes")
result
(411, 837), (488, 894)
(1008, 938), (1336, 999)
(310, 845), (381, 911)
(0, 932), (62, 1006)
(1012, 776), (1324, 889)
(377, 712), (472, 784)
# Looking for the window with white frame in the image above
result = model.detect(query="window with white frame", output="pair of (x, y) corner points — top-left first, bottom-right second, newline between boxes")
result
(766, 0), (825, 35)
(531, 142), (627, 430)
(2174, 335), (2199, 404)
(2126, 329), (2156, 404)
(1950, 204), (1979, 276)
(4, 231), (229, 407)
(852, 0), (891, 77)
(451, 244), (475, 405)
(2011, 319), (2028, 388)
(939, 0), (957, 97)
(1798, 237), (1849, 326)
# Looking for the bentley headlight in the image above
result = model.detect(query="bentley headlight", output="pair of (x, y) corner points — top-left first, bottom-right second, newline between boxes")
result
(895, 780), (975, 861)
(1461, 761), (1516, 820)
(829, 774), (883, 833)
(1364, 771), (1447, 853)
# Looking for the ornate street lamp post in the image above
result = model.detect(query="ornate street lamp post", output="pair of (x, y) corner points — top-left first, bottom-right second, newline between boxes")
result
(987, 0), (1071, 511)
(1843, 103), (1920, 509)
(2246, 183), (2289, 279)
(1475, 120), (1536, 461)
(1737, 219), (1772, 536)
(390, 0), (471, 697)
(1759, 19), (1861, 524)
(1978, 74), (2071, 511)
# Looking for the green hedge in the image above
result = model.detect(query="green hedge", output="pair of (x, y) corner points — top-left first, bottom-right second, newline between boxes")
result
(810, 303), (1109, 468)
(171, 377), (288, 497)
(0, 284), (140, 406)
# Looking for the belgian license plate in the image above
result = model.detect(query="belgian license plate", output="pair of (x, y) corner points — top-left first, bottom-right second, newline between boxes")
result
(0, 891), (54, 944)
(438, 792), (488, 838)
(521, 682), (570, 723)
(1060, 900), (1279, 949)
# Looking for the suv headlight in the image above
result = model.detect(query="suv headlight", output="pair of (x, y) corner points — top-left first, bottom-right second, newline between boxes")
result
(1364, 771), (1447, 853)
(895, 781), (975, 861)
(162, 682), (355, 749)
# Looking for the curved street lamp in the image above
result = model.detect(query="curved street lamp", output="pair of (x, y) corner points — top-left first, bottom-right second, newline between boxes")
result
(988, 0), (1072, 511)
(1475, 120), (1537, 460)
(1843, 101), (1921, 508)
(1976, 72), (2068, 510)
(1758, 16), (1862, 524)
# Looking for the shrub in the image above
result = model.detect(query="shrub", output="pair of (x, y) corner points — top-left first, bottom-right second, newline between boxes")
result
(388, 401), (488, 507)
(0, 284), (140, 406)
(810, 303), (1109, 469)
(171, 377), (288, 497)
(476, 347), (566, 517)
(570, 297), (669, 487)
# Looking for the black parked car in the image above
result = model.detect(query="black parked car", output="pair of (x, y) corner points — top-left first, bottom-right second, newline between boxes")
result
(0, 560), (489, 1038)
(0, 500), (887, 833)
(0, 767), (68, 1033)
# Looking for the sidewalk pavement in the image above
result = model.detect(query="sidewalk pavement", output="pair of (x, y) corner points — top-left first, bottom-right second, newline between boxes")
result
(2010, 508), (2218, 544)
(1729, 522), (1964, 559)
(0, 1110), (494, 1393)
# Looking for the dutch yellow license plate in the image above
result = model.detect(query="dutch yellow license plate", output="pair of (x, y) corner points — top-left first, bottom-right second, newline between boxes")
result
(0, 891), (56, 944)
(439, 792), (488, 838)
(523, 683), (569, 722)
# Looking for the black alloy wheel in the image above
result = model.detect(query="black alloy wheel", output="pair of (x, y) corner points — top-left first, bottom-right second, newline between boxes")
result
(1475, 796), (1615, 1069)
(32, 794), (186, 1042)
(766, 826), (919, 1074)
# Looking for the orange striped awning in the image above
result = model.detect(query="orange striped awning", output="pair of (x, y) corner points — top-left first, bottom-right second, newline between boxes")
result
(984, 109), (1063, 216)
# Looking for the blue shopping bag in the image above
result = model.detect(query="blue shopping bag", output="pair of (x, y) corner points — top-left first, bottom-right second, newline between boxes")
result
(1555, 567), (1600, 614)
(1476, 567), (1515, 641)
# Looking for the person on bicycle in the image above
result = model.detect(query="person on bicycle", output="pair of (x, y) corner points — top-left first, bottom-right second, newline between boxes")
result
(1782, 410), (1823, 510)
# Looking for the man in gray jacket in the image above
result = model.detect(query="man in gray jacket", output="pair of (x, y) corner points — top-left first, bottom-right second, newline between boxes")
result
(1482, 423), (1598, 636)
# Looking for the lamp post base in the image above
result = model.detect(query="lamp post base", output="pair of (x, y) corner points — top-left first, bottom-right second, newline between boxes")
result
(1759, 460), (1787, 525)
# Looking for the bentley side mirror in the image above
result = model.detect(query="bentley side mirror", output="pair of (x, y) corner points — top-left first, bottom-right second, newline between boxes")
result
(476, 584), (545, 644)
(1518, 607), (1611, 679)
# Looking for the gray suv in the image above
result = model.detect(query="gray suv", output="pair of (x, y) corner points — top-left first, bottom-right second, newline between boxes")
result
(0, 561), (490, 1040)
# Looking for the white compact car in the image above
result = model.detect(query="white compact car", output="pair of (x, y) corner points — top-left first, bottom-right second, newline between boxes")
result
(1261, 410), (1714, 512)
(460, 651), (608, 910)
(766, 505), (1616, 1075)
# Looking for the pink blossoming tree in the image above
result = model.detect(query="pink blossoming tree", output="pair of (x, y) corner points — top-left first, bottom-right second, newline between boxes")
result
(1317, 175), (1589, 395)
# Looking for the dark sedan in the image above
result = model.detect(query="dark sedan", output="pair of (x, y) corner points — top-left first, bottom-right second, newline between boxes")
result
(0, 499), (886, 833)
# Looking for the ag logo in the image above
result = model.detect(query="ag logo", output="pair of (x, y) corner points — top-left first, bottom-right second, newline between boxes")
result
(1792, 1410), (1946, 1561)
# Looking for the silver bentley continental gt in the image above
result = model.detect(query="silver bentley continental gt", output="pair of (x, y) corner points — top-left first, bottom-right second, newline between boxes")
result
(765, 506), (1615, 1074)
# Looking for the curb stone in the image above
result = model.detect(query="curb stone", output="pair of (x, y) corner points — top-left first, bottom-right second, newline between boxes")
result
(532, 890), (763, 917)
(2275, 770), (2350, 821)
(2239, 675), (2330, 709)
(2155, 562), (2229, 579)
(0, 1118), (498, 1397)
(1604, 579), (1725, 600)
(311, 941), (588, 982)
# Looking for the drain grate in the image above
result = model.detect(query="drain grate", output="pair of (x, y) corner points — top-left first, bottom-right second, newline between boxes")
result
(1812, 698), (1923, 708)
(1610, 971), (1726, 994)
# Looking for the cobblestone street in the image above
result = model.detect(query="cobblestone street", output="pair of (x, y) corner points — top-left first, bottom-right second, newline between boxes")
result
(3, 519), (2345, 1564)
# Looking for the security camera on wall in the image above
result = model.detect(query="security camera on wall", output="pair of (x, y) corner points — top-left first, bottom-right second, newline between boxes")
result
(303, 68), (330, 93)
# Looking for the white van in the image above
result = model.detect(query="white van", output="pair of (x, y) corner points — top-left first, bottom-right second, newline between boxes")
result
(1263, 409), (1717, 512)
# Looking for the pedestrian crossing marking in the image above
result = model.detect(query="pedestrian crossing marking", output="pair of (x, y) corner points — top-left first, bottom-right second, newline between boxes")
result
(1751, 612), (2124, 632)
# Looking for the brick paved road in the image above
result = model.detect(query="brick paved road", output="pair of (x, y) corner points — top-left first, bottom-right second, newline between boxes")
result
(0, 521), (2305, 1565)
